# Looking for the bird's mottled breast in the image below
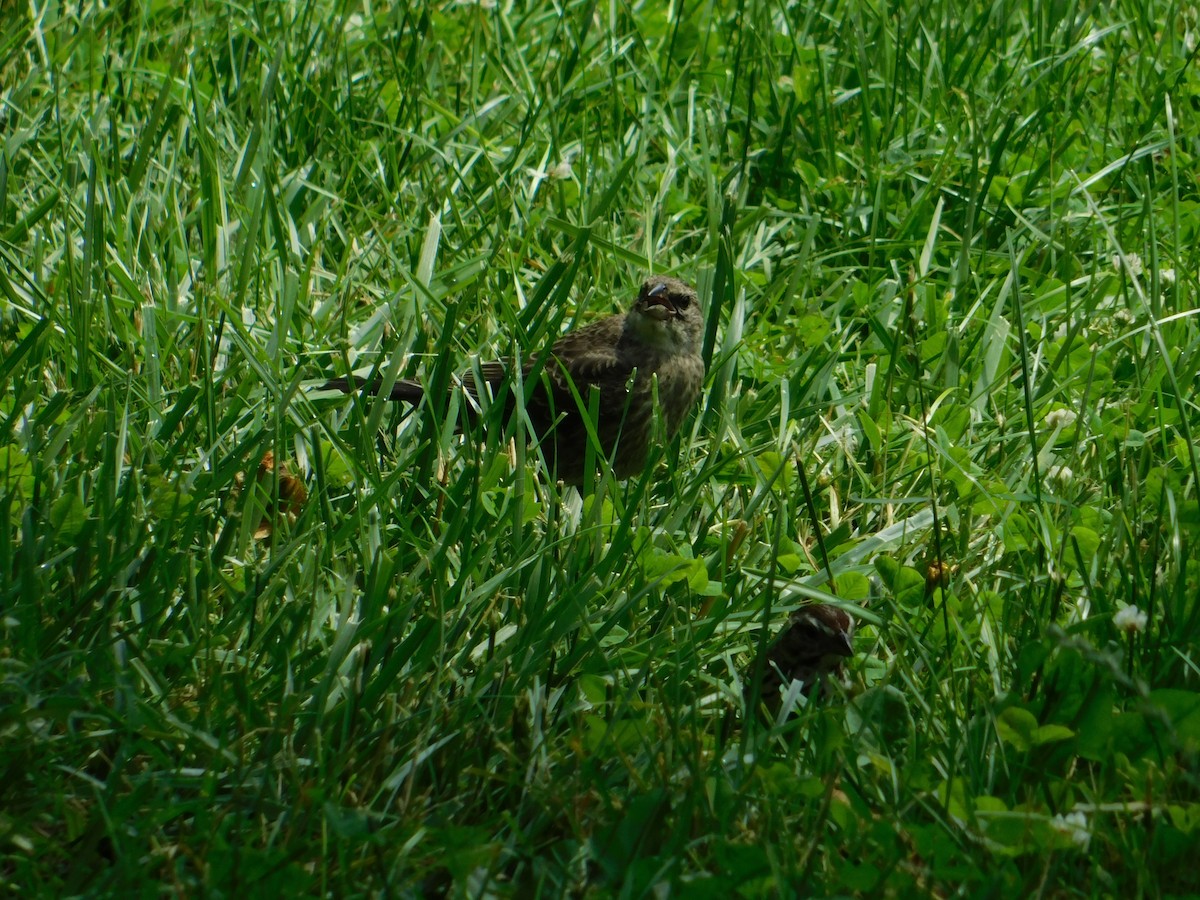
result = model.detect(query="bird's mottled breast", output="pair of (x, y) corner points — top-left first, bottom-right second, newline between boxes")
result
(657, 355), (705, 434)
(622, 347), (704, 437)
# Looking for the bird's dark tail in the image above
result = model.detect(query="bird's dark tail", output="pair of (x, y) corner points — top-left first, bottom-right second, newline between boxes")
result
(322, 376), (426, 404)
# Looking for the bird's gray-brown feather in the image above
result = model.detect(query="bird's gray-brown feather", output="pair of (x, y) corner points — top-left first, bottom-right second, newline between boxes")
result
(325, 276), (705, 484)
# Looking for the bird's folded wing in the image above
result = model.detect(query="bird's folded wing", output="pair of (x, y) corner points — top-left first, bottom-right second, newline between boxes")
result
(542, 347), (636, 420)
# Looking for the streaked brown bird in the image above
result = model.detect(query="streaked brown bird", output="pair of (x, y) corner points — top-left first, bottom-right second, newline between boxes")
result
(747, 604), (856, 708)
(324, 276), (705, 485)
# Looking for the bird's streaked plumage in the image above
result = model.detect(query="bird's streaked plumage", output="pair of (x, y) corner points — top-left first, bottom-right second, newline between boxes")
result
(324, 276), (705, 485)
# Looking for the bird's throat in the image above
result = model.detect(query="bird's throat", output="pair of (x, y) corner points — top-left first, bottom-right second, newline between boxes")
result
(625, 310), (687, 353)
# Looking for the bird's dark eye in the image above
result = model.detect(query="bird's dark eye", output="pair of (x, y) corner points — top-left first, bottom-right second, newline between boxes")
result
(673, 292), (690, 309)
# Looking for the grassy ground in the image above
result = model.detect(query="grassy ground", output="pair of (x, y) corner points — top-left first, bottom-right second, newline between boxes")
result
(3, 0), (1200, 895)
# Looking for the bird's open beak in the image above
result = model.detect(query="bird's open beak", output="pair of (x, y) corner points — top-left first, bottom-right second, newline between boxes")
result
(643, 281), (676, 318)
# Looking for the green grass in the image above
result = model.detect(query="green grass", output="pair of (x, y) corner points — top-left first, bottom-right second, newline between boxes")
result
(3, 0), (1200, 894)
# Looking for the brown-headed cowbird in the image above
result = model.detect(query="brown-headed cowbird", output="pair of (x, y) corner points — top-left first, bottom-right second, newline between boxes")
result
(325, 276), (705, 485)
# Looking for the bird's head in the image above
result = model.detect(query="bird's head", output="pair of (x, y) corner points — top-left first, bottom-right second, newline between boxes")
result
(790, 604), (856, 667)
(626, 276), (703, 353)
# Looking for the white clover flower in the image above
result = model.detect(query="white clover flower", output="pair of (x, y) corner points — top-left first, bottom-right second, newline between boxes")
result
(1046, 465), (1073, 486)
(1114, 605), (1148, 634)
(343, 13), (365, 38)
(1051, 811), (1091, 850)
(816, 423), (859, 457)
(840, 430), (859, 457)
(1083, 29), (1106, 61)
(1112, 252), (1143, 276)
(1160, 268), (1176, 285)
(1044, 408), (1077, 430)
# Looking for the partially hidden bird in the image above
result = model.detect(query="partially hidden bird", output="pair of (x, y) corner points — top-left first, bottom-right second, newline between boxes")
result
(323, 276), (705, 485)
(748, 604), (856, 708)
